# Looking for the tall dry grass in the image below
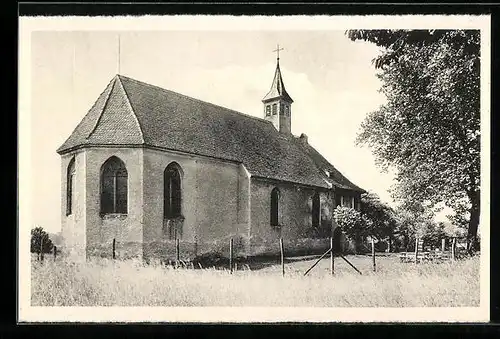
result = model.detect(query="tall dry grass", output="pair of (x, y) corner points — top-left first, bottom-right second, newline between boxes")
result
(31, 253), (480, 307)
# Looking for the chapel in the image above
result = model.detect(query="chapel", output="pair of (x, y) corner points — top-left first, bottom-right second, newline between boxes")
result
(57, 55), (364, 260)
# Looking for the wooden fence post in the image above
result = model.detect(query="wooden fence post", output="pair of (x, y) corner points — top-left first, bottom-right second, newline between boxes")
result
(414, 237), (419, 264)
(229, 238), (234, 274)
(441, 238), (446, 252)
(304, 248), (333, 276)
(176, 238), (180, 264)
(452, 237), (456, 260)
(371, 237), (376, 272)
(112, 238), (116, 259)
(330, 237), (334, 275)
(280, 238), (285, 277)
(54, 245), (57, 261)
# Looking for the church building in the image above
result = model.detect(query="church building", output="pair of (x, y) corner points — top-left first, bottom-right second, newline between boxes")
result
(57, 55), (364, 261)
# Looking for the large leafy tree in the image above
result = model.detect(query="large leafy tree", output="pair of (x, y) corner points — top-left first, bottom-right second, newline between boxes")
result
(360, 192), (397, 243)
(347, 29), (480, 252)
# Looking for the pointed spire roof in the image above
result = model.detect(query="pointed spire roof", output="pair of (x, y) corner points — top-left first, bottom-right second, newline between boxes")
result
(262, 60), (293, 103)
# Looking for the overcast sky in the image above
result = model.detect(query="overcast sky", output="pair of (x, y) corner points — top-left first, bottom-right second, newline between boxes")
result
(30, 30), (405, 233)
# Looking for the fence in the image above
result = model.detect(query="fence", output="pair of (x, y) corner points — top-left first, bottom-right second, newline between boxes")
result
(38, 234), (470, 277)
(399, 237), (467, 263)
(34, 243), (59, 262)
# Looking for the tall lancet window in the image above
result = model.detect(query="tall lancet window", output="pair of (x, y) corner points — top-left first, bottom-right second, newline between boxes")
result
(312, 192), (321, 228)
(270, 187), (280, 226)
(66, 157), (76, 216)
(164, 162), (182, 218)
(101, 156), (128, 214)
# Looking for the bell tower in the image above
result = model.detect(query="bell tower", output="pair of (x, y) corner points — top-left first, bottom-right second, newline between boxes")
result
(262, 44), (294, 134)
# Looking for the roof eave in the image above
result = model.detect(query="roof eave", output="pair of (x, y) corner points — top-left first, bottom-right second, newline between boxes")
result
(261, 94), (294, 104)
(252, 175), (331, 190)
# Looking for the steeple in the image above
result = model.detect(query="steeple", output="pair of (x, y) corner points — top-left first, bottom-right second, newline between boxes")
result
(262, 44), (293, 134)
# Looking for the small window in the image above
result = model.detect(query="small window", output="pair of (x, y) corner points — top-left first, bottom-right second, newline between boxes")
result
(279, 104), (284, 116)
(285, 105), (290, 117)
(272, 103), (277, 115)
(270, 187), (280, 226)
(265, 105), (271, 116)
(66, 157), (76, 216)
(341, 195), (355, 209)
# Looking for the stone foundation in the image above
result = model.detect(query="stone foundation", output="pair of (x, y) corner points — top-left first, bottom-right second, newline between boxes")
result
(83, 234), (341, 261)
(249, 236), (331, 257)
(86, 241), (143, 259)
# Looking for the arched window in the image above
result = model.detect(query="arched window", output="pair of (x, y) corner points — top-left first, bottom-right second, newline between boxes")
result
(265, 105), (271, 116)
(312, 192), (321, 228)
(66, 157), (76, 216)
(285, 105), (290, 117)
(270, 187), (280, 226)
(272, 103), (277, 115)
(164, 162), (182, 218)
(100, 156), (128, 214)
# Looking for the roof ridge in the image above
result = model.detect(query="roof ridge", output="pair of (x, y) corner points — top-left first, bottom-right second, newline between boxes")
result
(116, 76), (145, 143)
(86, 77), (116, 140)
(117, 74), (274, 126)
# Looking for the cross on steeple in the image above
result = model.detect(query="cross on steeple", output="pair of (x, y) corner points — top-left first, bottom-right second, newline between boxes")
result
(273, 44), (284, 61)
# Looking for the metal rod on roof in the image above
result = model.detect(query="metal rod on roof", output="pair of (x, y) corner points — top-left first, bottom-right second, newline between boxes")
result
(117, 33), (121, 75)
(72, 38), (75, 114)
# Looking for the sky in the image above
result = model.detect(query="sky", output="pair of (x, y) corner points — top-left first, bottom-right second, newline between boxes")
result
(31, 30), (403, 233)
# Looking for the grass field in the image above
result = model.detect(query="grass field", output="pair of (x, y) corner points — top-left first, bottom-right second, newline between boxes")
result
(31, 253), (480, 307)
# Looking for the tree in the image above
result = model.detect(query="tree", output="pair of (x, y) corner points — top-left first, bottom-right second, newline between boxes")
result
(31, 227), (54, 254)
(360, 192), (397, 247)
(333, 206), (370, 253)
(422, 221), (448, 249)
(347, 29), (480, 252)
(392, 201), (436, 251)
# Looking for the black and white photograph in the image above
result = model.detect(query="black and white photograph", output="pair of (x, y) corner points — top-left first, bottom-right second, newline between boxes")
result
(18, 14), (491, 323)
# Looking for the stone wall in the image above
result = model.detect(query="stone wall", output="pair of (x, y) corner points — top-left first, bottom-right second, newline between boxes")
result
(84, 147), (145, 259)
(142, 148), (248, 255)
(60, 145), (354, 262)
(60, 151), (87, 260)
(248, 178), (336, 257)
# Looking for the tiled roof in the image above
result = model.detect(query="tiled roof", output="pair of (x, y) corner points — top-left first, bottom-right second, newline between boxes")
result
(293, 137), (365, 192)
(262, 61), (293, 103)
(57, 75), (363, 191)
